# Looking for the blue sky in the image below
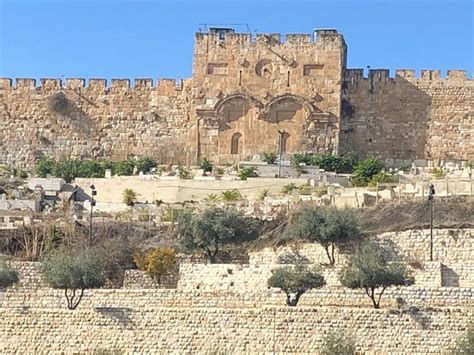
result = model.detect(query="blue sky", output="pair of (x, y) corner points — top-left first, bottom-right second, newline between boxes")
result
(0, 0), (472, 80)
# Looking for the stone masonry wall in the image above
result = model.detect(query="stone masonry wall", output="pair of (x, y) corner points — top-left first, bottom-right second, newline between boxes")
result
(1, 227), (472, 353)
(0, 78), (193, 166)
(341, 69), (473, 160)
(0, 304), (471, 354)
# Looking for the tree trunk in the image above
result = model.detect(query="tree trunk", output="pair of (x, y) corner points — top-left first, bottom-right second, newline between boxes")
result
(286, 291), (303, 307)
(65, 288), (85, 310)
(324, 245), (335, 266)
(366, 287), (379, 309)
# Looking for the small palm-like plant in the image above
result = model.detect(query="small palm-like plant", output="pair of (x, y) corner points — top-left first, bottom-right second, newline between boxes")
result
(220, 189), (242, 202)
(122, 189), (138, 206)
(259, 189), (270, 201)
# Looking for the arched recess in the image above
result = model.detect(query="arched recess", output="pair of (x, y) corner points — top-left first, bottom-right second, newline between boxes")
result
(263, 94), (317, 121)
(231, 132), (242, 155)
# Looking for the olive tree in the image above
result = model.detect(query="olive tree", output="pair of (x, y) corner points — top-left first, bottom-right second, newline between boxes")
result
(41, 248), (106, 310)
(340, 243), (414, 309)
(267, 265), (325, 306)
(288, 205), (360, 266)
(177, 207), (259, 263)
(0, 262), (19, 289)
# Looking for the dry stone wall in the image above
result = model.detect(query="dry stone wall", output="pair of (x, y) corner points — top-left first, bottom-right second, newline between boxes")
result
(0, 305), (471, 354)
(0, 228), (472, 353)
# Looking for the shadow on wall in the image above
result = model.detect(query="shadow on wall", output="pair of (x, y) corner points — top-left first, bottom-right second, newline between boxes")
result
(341, 72), (432, 160)
(94, 307), (135, 327)
(441, 264), (460, 287)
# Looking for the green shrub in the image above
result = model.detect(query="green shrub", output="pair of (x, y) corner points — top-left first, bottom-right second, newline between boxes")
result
(41, 248), (106, 310)
(350, 157), (385, 187)
(368, 171), (399, 187)
(134, 158), (157, 174)
(176, 165), (191, 179)
(35, 157), (56, 178)
(268, 265), (325, 306)
(261, 152), (278, 164)
(0, 262), (19, 289)
(198, 157), (213, 173)
(282, 183), (298, 194)
(114, 160), (135, 176)
(432, 167), (445, 179)
(290, 152), (359, 173)
(238, 167), (258, 180)
(320, 330), (356, 355)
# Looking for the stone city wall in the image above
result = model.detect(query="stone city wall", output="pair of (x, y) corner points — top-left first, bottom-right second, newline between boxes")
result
(0, 78), (193, 166)
(341, 69), (473, 161)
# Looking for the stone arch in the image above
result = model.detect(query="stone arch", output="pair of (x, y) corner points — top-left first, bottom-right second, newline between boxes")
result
(231, 132), (242, 155)
(214, 93), (262, 132)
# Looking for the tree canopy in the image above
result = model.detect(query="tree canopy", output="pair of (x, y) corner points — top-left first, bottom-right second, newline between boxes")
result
(41, 248), (106, 310)
(268, 265), (325, 306)
(288, 205), (360, 265)
(177, 207), (259, 263)
(340, 243), (414, 308)
(0, 262), (19, 289)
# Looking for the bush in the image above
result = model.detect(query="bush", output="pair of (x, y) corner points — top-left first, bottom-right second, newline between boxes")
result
(34, 157), (158, 181)
(290, 152), (359, 173)
(122, 189), (138, 206)
(432, 167), (445, 179)
(35, 157), (56, 178)
(350, 156), (385, 187)
(268, 265), (325, 306)
(238, 167), (258, 180)
(41, 248), (106, 309)
(288, 205), (360, 266)
(368, 171), (399, 187)
(261, 152), (278, 164)
(134, 247), (177, 285)
(176, 165), (191, 179)
(198, 157), (213, 173)
(177, 207), (259, 263)
(114, 160), (135, 176)
(0, 262), (19, 289)
(320, 330), (356, 355)
(282, 183), (298, 194)
(134, 158), (157, 174)
(340, 242), (414, 308)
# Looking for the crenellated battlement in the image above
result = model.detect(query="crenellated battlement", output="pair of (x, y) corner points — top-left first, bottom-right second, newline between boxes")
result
(0, 77), (189, 92)
(195, 28), (344, 47)
(344, 68), (471, 83)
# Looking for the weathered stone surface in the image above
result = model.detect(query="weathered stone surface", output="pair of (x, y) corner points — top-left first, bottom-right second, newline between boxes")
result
(1, 30), (471, 167)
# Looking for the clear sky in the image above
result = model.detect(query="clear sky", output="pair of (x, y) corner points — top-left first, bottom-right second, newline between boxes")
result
(0, 0), (472, 81)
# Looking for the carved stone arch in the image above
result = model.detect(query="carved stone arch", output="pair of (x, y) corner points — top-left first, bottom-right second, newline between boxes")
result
(214, 93), (263, 115)
(263, 94), (317, 117)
